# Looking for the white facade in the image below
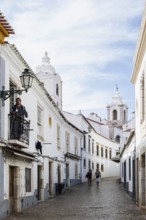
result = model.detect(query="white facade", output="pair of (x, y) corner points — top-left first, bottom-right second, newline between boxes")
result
(63, 111), (120, 181)
(131, 4), (146, 208)
(120, 130), (136, 197)
(0, 10), (137, 220)
(0, 43), (83, 219)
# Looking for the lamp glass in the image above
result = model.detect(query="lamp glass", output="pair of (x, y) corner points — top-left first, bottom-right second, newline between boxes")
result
(20, 68), (33, 91)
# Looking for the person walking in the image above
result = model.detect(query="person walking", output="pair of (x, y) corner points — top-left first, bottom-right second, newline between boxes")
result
(86, 169), (92, 186)
(95, 168), (101, 187)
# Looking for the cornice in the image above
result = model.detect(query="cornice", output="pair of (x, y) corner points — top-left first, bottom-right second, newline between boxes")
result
(131, 6), (146, 84)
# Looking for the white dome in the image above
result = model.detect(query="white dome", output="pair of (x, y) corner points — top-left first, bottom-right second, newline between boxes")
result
(111, 88), (123, 105)
(36, 52), (56, 75)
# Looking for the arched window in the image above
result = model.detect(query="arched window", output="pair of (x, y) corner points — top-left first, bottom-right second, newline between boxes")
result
(56, 84), (59, 95)
(124, 110), (126, 121)
(113, 110), (117, 120)
(115, 135), (120, 143)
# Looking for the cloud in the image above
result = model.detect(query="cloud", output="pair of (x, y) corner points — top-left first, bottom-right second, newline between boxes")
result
(1, 0), (145, 118)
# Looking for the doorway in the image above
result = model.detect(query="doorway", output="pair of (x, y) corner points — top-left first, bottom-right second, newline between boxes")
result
(124, 161), (126, 189)
(49, 162), (52, 196)
(132, 158), (135, 199)
(9, 166), (20, 213)
(141, 154), (145, 206)
(65, 163), (70, 187)
(37, 165), (42, 200)
(57, 164), (61, 184)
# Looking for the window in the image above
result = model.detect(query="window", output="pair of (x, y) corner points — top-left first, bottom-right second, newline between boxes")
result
(116, 151), (120, 156)
(88, 160), (91, 170)
(65, 131), (70, 152)
(37, 105), (44, 139)
(124, 110), (126, 121)
(83, 134), (86, 150)
(83, 159), (86, 169)
(92, 140), (94, 154)
(101, 164), (104, 172)
(105, 148), (108, 159)
(74, 137), (78, 155)
(115, 135), (120, 143)
(92, 162), (94, 170)
(88, 136), (91, 153)
(109, 149), (112, 159)
(25, 168), (31, 192)
(56, 84), (59, 95)
(101, 146), (103, 157)
(96, 163), (99, 169)
(57, 124), (60, 149)
(96, 144), (99, 156)
(113, 110), (117, 120)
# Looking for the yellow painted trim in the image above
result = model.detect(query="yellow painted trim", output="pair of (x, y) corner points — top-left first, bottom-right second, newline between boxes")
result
(0, 23), (9, 44)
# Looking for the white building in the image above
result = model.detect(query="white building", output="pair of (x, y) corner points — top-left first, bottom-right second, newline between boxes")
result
(120, 129), (136, 198)
(131, 3), (146, 208)
(0, 15), (83, 219)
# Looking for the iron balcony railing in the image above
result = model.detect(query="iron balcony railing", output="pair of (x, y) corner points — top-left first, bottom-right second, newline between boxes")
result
(9, 113), (30, 145)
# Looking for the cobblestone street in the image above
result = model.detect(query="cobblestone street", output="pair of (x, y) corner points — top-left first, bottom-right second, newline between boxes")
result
(3, 177), (146, 220)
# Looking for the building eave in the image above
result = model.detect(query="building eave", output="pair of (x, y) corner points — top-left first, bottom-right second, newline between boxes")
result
(0, 11), (15, 43)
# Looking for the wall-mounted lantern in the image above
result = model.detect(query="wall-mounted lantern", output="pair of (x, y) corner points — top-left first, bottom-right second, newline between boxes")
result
(0, 68), (34, 106)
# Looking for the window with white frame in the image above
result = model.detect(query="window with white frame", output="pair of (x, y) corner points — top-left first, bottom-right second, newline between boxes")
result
(101, 146), (104, 157)
(65, 131), (70, 152)
(37, 105), (44, 139)
(101, 164), (104, 172)
(83, 134), (86, 150)
(92, 140), (94, 154)
(57, 124), (61, 149)
(105, 148), (108, 159)
(96, 163), (99, 169)
(96, 144), (99, 156)
(74, 136), (78, 155)
(88, 136), (91, 153)
(109, 149), (112, 159)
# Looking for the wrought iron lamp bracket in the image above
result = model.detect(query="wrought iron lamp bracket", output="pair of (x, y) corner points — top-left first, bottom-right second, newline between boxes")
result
(0, 86), (26, 106)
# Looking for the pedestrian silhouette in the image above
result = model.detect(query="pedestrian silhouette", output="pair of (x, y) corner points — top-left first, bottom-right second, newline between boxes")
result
(95, 168), (101, 187)
(86, 169), (92, 186)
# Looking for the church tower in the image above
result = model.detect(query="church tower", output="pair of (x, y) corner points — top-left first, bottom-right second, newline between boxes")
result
(107, 88), (128, 141)
(36, 52), (62, 110)
(107, 88), (128, 128)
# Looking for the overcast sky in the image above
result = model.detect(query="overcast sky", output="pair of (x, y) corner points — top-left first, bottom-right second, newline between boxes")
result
(1, 0), (145, 119)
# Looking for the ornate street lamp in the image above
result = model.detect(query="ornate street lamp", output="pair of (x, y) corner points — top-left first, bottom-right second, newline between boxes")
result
(0, 68), (34, 106)
(20, 68), (33, 92)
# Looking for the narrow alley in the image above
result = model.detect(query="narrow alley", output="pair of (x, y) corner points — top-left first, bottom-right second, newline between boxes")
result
(3, 177), (146, 220)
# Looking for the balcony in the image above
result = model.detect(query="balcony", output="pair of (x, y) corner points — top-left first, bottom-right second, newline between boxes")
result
(8, 113), (30, 148)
